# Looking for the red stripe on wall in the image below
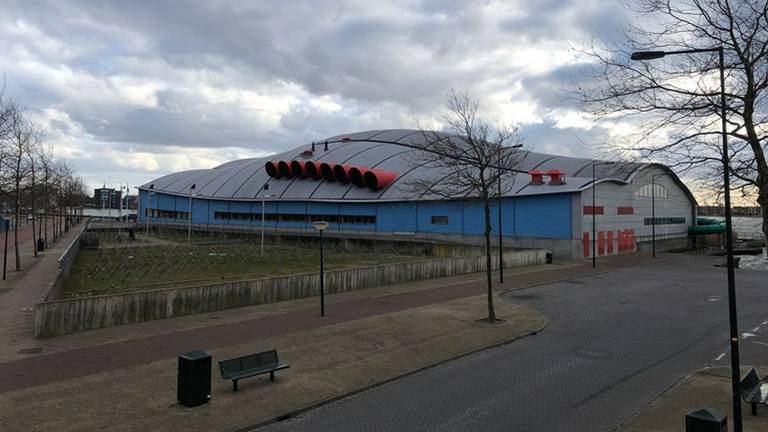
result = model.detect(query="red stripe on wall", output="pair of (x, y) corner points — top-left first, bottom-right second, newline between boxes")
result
(617, 206), (634, 215)
(583, 206), (604, 215)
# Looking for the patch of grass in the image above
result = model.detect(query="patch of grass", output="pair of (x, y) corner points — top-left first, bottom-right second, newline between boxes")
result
(63, 240), (424, 298)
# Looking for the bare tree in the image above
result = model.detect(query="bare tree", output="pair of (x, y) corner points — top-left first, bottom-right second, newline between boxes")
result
(409, 90), (526, 323)
(578, 0), (768, 244)
(37, 144), (55, 248)
(7, 104), (33, 270)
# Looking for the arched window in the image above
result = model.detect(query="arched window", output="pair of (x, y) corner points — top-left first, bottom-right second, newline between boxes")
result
(635, 183), (669, 199)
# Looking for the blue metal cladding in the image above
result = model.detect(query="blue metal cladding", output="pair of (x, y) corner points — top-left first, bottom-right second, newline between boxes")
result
(137, 191), (572, 240)
(376, 202), (417, 232)
(513, 193), (571, 239)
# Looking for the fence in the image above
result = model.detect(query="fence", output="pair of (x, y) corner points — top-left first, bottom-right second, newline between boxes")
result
(32, 248), (548, 338)
(39, 221), (90, 303)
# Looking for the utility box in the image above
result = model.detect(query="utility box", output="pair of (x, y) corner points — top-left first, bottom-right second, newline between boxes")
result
(685, 407), (727, 432)
(177, 350), (212, 407)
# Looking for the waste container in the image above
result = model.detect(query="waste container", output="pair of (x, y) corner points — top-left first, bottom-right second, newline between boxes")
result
(37, 238), (44, 252)
(177, 350), (211, 407)
(685, 407), (727, 432)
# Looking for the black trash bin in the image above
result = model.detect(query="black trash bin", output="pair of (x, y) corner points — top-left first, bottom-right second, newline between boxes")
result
(37, 238), (44, 252)
(177, 350), (212, 407)
(685, 407), (727, 432)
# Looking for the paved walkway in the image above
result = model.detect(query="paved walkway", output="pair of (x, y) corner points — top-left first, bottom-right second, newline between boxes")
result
(0, 221), (84, 363)
(0, 253), (660, 394)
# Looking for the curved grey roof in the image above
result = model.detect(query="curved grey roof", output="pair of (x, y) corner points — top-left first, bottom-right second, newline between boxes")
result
(140, 129), (694, 203)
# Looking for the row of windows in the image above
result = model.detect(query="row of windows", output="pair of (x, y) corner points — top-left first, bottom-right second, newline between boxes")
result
(644, 217), (686, 225)
(213, 212), (376, 225)
(146, 209), (189, 220)
(635, 183), (669, 199)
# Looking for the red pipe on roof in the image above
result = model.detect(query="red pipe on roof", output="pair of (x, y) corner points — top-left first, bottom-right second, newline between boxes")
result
(290, 160), (308, 178)
(320, 162), (335, 181)
(333, 164), (353, 183)
(277, 161), (293, 178)
(305, 161), (321, 179)
(265, 161), (280, 178)
(349, 166), (370, 187)
(363, 170), (397, 191)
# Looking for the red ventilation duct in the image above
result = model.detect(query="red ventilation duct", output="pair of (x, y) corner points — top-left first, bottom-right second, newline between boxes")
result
(333, 164), (353, 183)
(265, 161), (280, 178)
(349, 166), (370, 187)
(305, 161), (321, 179)
(320, 162), (335, 181)
(277, 161), (293, 178)
(363, 170), (397, 191)
(290, 160), (308, 178)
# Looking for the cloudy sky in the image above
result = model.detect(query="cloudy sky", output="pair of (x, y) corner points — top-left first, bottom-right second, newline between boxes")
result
(1, 0), (633, 194)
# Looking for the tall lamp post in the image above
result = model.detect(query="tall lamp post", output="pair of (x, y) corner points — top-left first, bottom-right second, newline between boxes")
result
(498, 143), (524, 283)
(261, 183), (271, 257)
(313, 221), (329, 317)
(146, 185), (155, 236)
(650, 174), (662, 258)
(187, 184), (196, 246)
(631, 47), (742, 432)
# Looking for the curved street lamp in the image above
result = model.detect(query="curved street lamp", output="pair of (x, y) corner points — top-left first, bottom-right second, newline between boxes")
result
(631, 47), (742, 432)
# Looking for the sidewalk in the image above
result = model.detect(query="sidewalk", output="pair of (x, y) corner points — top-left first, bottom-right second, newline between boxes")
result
(0, 221), (84, 364)
(622, 367), (768, 431)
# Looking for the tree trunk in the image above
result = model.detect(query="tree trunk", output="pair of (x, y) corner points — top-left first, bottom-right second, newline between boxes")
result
(758, 184), (768, 247)
(31, 169), (38, 258)
(483, 192), (497, 323)
(14, 174), (20, 272)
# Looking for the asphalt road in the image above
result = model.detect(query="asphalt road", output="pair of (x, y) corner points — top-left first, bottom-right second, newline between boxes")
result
(255, 255), (768, 432)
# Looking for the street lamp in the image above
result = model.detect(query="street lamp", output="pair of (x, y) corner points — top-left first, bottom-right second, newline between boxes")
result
(146, 185), (155, 237)
(187, 183), (196, 246)
(498, 143), (524, 283)
(313, 221), (329, 317)
(591, 161), (615, 268)
(650, 174), (663, 258)
(632, 46), (742, 432)
(261, 183), (272, 257)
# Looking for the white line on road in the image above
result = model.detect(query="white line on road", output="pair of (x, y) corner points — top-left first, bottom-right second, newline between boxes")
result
(752, 340), (768, 347)
(715, 353), (726, 361)
(753, 326), (761, 332)
(763, 320), (768, 326)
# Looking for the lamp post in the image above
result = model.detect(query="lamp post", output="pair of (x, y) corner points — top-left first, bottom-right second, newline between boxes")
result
(146, 185), (155, 237)
(650, 174), (662, 258)
(187, 184), (196, 246)
(631, 46), (742, 432)
(498, 143), (524, 283)
(313, 221), (329, 317)
(261, 183), (271, 257)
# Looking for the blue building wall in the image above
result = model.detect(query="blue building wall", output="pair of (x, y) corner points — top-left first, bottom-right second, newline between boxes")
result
(138, 191), (572, 240)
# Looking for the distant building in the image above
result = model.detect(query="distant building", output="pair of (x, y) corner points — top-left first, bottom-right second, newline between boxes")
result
(698, 206), (762, 217)
(94, 187), (122, 209)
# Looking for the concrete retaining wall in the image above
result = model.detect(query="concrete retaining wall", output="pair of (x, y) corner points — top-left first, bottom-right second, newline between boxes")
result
(33, 249), (547, 338)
